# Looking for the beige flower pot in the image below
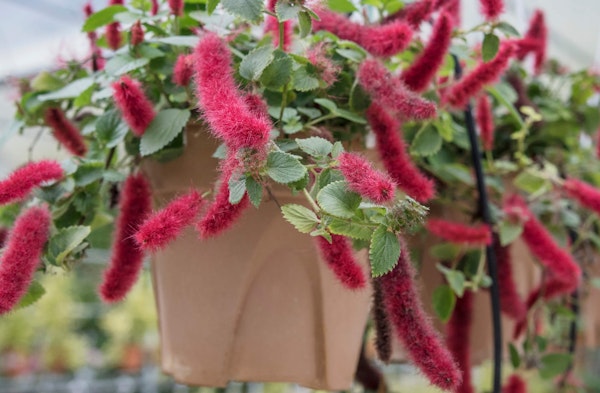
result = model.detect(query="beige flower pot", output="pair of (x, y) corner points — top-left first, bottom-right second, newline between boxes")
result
(142, 127), (372, 389)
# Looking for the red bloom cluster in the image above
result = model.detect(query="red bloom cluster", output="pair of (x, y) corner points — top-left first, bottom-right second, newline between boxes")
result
(359, 60), (437, 120)
(0, 206), (51, 315)
(372, 279), (392, 362)
(494, 240), (527, 321)
(366, 103), (435, 202)
(379, 238), (462, 391)
(44, 107), (87, 157)
(168, 0), (183, 16)
(445, 41), (515, 109)
(426, 218), (492, 245)
(105, 0), (124, 50)
(338, 152), (395, 203)
(480, 0), (504, 21)
(112, 76), (156, 137)
(83, 3), (105, 71)
(0, 228), (7, 248)
(194, 33), (271, 151)
(446, 291), (474, 393)
(99, 173), (152, 303)
(265, 0), (292, 51)
(441, 0), (461, 26)
(151, 0), (159, 15)
(387, 0), (434, 29)
(475, 95), (495, 151)
(306, 43), (341, 87)
(243, 94), (270, 121)
(0, 160), (64, 206)
(172, 54), (194, 86)
(135, 189), (204, 252)
(130, 20), (144, 46)
(502, 374), (527, 393)
(401, 12), (453, 92)
(563, 178), (600, 216)
(315, 235), (366, 290)
(313, 9), (413, 58)
(517, 10), (547, 74)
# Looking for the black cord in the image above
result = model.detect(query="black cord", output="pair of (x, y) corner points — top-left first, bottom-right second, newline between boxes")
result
(452, 55), (503, 393)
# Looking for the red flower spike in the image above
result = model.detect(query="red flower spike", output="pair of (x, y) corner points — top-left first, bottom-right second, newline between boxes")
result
(366, 103), (436, 202)
(372, 279), (392, 363)
(193, 33), (271, 151)
(135, 189), (204, 252)
(426, 219), (492, 245)
(130, 20), (144, 46)
(172, 54), (194, 86)
(446, 291), (474, 393)
(112, 76), (156, 137)
(43, 108), (88, 157)
(338, 152), (395, 203)
(0, 206), (51, 315)
(403, 0), (435, 28)
(151, 0), (159, 15)
(494, 240), (527, 321)
(313, 9), (413, 58)
(243, 93), (270, 122)
(401, 12), (453, 92)
(475, 94), (495, 151)
(379, 237), (462, 391)
(445, 41), (515, 109)
(502, 374), (528, 393)
(480, 0), (504, 21)
(0, 228), (7, 248)
(306, 43), (341, 87)
(358, 60), (437, 120)
(517, 10), (547, 74)
(168, 0), (183, 16)
(315, 234), (366, 290)
(99, 173), (152, 303)
(443, 0), (461, 26)
(563, 178), (600, 216)
(105, 22), (122, 50)
(83, 2), (93, 17)
(265, 0), (292, 51)
(0, 160), (64, 206)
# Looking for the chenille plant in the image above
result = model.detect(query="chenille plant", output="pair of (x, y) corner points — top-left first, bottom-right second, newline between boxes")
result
(2, 0), (600, 391)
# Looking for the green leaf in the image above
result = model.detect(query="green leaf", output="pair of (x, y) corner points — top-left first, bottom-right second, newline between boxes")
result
(207, 0), (220, 14)
(260, 49), (293, 90)
(281, 204), (320, 233)
(47, 226), (92, 266)
(317, 181), (361, 219)
(275, 1), (301, 21)
(38, 77), (95, 101)
(293, 66), (320, 91)
(482, 33), (500, 62)
(327, 0), (357, 12)
(16, 281), (46, 310)
(82, 5), (128, 32)
(221, 0), (263, 21)
(298, 11), (312, 37)
(411, 125), (442, 156)
(328, 217), (373, 240)
(31, 71), (63, 91)
(73, 161), (105, 187)
(369, 225), (401, 277)
(245, 177), (263, 208)
(151, 36), (200, 47)
(539, 353), (572, 379)
(430, 242), (462, 260)
(336, 108), (367, 124)
(499, 220), (523, 246)
(509, 343), (521, 368)
(513, 171), (551, 195)
(314, 98), (338, 112)
(296, 137), (333, 157)
(95, 109), (129, 148)
(432, 284), (456, 322)
(495, 21), (520, 37)
(266, 151), (307, 184)
(104, 54), (149, 75)
(140, 109), (191, 156)
(228, 173), (247, 204)
(73, 84), (95, 107)
(438, 264), (466, 297)
(239, 45), (275, 81)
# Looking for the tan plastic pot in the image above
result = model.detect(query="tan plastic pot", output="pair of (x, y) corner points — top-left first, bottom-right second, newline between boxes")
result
(142, 127), (372, 389)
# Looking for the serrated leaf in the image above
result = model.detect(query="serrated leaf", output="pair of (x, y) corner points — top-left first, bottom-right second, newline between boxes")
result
(314, 98), (338, 112)
(430, 242), (462, 260)
(222, 0), (263, 21)
(298, 11), (312, 37)
(140, 109), (190, 156)
(96, 109), (129, 148)
(275, 1), (301, 21)
(327, 0), (357, 12)
(47, 226), (92, 266)
(482, 33), (500, 62)
(369, 225), (401, 277)
(331, 141), (344, 158)
(151, 36), (200, 47)
(73, 161), (105, 187)
(495, 21), (520, 37)
(38, 77), (95, 101)
(207, 0), (220, 14)
(509, 343), (521, 368)
(328, 217), (372, 240)
(438, 264), (466, 297)
(104, 55), (149, 75)
(411, 125), (442, 156)
(245, 177), (263, 208)
(82, 5), (128, 32)
(317, 181), (361, 218)
(239, 45), (275, 81)
(513, 171), (550, 195)
(432, 285), (456, 322)
(281, 204), (319, 233)
(499, 220), (523, 246)
(260, 49), (293, 90)
(31, 71), (63, 92)
(266, 151), (307, 184)
(337, 108), (367, 124)
(293, 66), (320, 91)
(539, 353), (572, 379)
(16, 281), (46, 310)
(296, 137), (333, 157)
(228, 173), (247, 204)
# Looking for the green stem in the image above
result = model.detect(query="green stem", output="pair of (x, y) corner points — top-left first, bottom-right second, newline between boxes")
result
(278, 21), (285, 51)
(303, 188), (320, 212)
(278, 83), (289, 129)
(304, 113), (336, 128)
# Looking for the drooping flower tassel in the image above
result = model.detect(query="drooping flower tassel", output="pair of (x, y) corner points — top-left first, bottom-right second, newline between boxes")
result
(475, 94), (495, 151)
(43, 108), (88, 157)
(99, 173), (152, 303)
(494, 239), (527, 321)
(563, 178), (600, 216)
(379, 237), (462, 391)
(502, 374), (528, 393)
(150, 0), (159, 15)
(306, 43), (341, 87)
(442, 0), (461, 26)
(130, 20), (144, 46)
(312, 9), (413, 58)
(0, 228), (7, 248)
(265, 0), (292, 51)
(372, 279), (393, 363)
(480, 0), (504, 21)
(359, 60), (437, 120)
(172, 54), (194, 86)
(194, 33), (271, 151)
(401, 12), (453, 92)
(445, 41), (515, 109)
(0, 206), (51, 315)
(105, 0), (124, 50)
(135, 189), (204, 252)
(338, 152), (395, 203)
(0, 160), (64, 206)
(112, 76), (156, 137)
(315, 234), (367, 290)
(386, 0), (434, 29)
(168, 0), (183, 16)
(517, 10), (547, 74)
(446, 291), (475, 393)
(426, 219), (492, 245)
(366, 103), (436, 202)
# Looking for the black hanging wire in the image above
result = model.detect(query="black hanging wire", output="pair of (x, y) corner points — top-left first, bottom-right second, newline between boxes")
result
(452, 54), (503, 393)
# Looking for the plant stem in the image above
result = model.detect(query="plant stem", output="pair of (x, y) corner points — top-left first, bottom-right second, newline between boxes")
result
(303, 188), (320, 212)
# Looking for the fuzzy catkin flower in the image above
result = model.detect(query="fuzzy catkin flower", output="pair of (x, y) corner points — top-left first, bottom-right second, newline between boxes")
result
(313, 9), (413, 58)
(446, 291), (474, 393)
(475, 95), (495, 151)
(112, 76), (156, 137)
(480, 0), (504, 21)
(168, 0), (183, 15)
(315, 234), (367, 290)
(0, 206), (51, 315)
(494, 239), (527, 321)
(135, 189), (204, 252)
(442, 0), (461, 26)
(401, 12), (452, 92)
(386, 0), (434, 28)
(194, 33), (271, 151)
(379, 237), (462, 391)
(563, 178), (600, 216)
(265, 0), (292, 51)
(517, 10), (547, 74)
(306, 43), (341, 87)
(372, 279), (392, 363)
(0, 160), (64, 206)
(99, 173), (152, 303)
(502, 374), (527, 393)
(130, 20), (144, 46)
(445, 41), (515, 109)
(243, 93), (270, 122)
(43, 108), (87, 157)
(105, 22), (122, 50)
(151, 0), (159, 15)
(0, 228), (7, 248)
(359, 60), (437, 120)
(426, 218), (492, 245)
(366, 103), (436, 202)
(338, 152), (395, 203)
(172, 54), (194, 86)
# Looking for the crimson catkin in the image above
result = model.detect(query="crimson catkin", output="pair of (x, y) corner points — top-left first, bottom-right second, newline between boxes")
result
(563, 178), (600, 216)
(517, 10), (547, 74)
(480, 0), (504, 21)
(43, 107), (87, 157)
(390, 0), (435, 28)
(105, 0), (124, 51)
(172, 54), (194, 86)
(446, 291), (474, 393)
(168, 0), (183, 16)
(426, 218), (492, 245)
(338, 152), (395, 204)
(502, 374), (527, 393)
(494, 239), (527, 321)
(130, 20), (144, 46)
(112, 76), (156, 137)
(372, 279), (392, 363)
(476, 94), (495, 151)
(0, 160), (64, 206)
(315, 234), (367, 290)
